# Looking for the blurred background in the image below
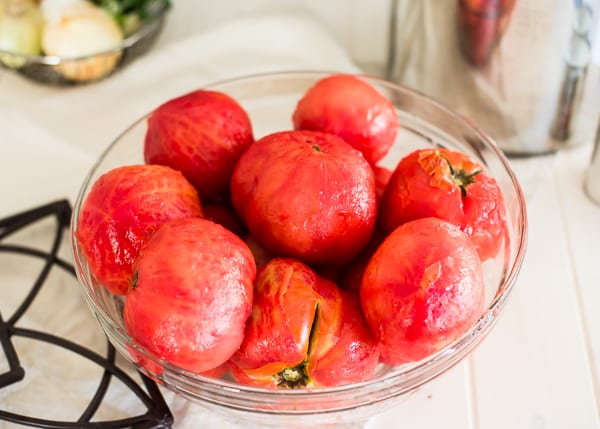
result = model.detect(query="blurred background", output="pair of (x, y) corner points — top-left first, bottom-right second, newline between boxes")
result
(2, 0), (598, 156)
(157, 0), (600, 156)
(156, 0), (393, 74)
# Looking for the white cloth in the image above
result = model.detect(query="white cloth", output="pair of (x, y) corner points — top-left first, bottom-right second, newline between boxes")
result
(0, 10), (358, 217)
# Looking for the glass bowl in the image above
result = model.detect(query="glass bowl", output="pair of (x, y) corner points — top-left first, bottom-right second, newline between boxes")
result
(71, 71), (528, 427)
(0, 2), (168, 86)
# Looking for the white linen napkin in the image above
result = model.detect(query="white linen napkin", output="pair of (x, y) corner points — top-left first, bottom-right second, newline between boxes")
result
(0, 113), (95, 219)
(1, 10), (358, 160)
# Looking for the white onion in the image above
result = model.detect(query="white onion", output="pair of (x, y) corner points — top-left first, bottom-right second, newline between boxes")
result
(40, 0), (81, 24)
(41, 0), (124, 81)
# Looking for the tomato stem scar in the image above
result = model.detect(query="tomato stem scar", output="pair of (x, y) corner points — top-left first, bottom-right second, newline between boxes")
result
(442, 155), (481, 198)
(274, 303), (321, 388)
(277, 362), (309, 388)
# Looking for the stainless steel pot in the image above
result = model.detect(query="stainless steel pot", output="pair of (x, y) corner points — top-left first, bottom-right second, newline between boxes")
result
(386, 0), (600, 156)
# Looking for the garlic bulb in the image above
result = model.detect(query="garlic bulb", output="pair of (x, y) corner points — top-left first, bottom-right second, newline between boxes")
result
(41, 0), (123, 81)
(0, 0), (44, 68)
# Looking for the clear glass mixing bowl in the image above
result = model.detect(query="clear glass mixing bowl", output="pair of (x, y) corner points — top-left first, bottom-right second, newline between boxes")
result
(71, 71), (528, 428)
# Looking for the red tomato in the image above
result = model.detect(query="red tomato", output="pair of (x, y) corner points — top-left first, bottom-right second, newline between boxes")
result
(337, 227), (386, 293)
(292, 74), (400, 164)
(230, 130), (377, 266)
(308, 290), (380, 386)
(202, 200), (248, 237)
(144, 89), (254, 201)
(228, 257), (343, 388)
(379, 148), (508, 261)
(373, 164), (393, 203)
(243, 234), (274, 269)
(124, 217), (256, 374)
(76, 164), (203, 295)
(360, 217), (485, 365)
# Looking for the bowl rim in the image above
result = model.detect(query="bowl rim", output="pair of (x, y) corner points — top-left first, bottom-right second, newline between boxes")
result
(70, 70), (528, 409)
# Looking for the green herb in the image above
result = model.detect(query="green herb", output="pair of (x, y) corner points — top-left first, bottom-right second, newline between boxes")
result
(91, 0), (171, 35)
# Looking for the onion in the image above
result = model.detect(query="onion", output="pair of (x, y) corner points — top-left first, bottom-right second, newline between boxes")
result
(41, 0), (124, 81)
(0, 0), (43, 68)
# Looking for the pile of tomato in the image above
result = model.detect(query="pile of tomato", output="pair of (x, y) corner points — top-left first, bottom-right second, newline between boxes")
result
(76, 74), (507, 388)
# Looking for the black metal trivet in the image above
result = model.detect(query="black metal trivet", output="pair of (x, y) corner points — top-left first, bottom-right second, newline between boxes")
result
(0, 200), (174, 428)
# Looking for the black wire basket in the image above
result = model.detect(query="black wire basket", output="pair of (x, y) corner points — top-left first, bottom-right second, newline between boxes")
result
(0, 200), (173, 428)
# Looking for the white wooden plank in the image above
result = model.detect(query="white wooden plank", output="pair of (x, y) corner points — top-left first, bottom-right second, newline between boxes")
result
(366, 361), (474, 429)
(553, 146), (600, 410)
(470, 154), (599, 429)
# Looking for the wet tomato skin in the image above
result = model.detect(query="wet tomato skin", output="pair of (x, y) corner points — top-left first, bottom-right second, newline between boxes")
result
(124, 217), (256, 374)
(144, 89), (254, 201)
(379, 148), (507, 261)
(229, 257), (380, 388)
(76, 164), (203, 295)
(230, 130), (377, 266)
(228, 257), (342, 389)
(373, 164), (393, 203)
(337, 227), (386, 293)
(360, 217), (485, 365)
(293, 74), (400, 165)
(202, 200), (248, 237)
(308, 290), (380, 386)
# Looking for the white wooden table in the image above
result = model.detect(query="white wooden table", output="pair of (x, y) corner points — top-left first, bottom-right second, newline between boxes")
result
(0, 6), (598, 429)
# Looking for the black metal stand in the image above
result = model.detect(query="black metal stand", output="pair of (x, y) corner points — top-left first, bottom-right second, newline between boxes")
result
(0, 200), (174, 428)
